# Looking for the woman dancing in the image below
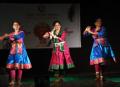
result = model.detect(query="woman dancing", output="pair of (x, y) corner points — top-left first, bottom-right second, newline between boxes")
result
(43, 20), (75, 78)
(83, 18), (116, 80)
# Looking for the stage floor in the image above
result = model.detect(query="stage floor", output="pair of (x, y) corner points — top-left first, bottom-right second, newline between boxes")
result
(1, 73), (120, 87)
(50, 74), (120, 87)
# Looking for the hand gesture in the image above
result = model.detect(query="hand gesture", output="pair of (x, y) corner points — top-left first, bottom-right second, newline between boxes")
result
(83, 26), (91, 35)
(85, 26), (91, 32)
(3, 33), (9, 38)
(49, 32), (58, 39)
(43, 32), (49, 39)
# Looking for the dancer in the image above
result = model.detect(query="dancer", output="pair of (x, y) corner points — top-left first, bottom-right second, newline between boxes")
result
(43, 20), (75, 78)
(83, 18), (116, 80)
(4, 21), (32, 85)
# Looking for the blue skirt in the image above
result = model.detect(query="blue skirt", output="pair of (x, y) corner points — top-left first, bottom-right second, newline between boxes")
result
(90, 43), (115, 65)
(6, 46), (32, 69)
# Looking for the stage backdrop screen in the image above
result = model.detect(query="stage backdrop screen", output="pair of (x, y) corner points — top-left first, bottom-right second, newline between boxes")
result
(0, 3), (81, 49)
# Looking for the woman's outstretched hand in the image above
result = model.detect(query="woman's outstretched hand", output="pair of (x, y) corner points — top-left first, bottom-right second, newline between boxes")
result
(4, 33), (9, 37)
(83, 26), (91, 35)
(43, 32), (49, 39)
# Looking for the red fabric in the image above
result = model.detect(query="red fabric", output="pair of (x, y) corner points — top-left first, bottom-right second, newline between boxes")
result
(17, 69), (23, 79)
(95, 64), (100, 72)
(10, 70), (16, 79)
(49, 32), (74, 69)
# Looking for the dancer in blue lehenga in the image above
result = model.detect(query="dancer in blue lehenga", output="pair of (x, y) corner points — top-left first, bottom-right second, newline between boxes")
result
(4, 21), (32, 86)
(83, 18), (116, 80)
